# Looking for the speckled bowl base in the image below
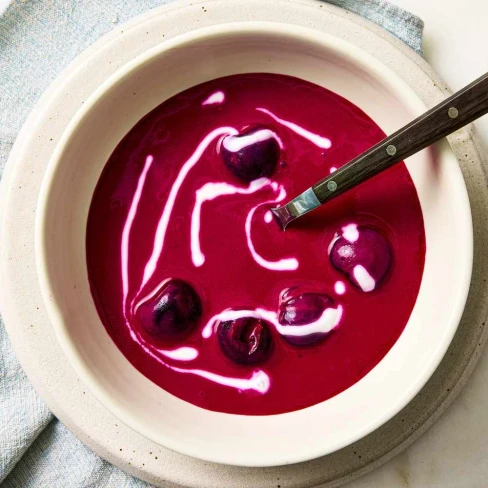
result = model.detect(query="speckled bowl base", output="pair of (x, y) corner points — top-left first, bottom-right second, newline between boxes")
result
(1, 1), (487, 487)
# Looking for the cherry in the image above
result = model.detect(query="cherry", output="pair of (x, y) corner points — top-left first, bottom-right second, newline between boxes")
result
(217, 316), (272, 365)
(279, 292), (336, 346)
(221, 125), (280, 182)
(330, 225), (392, 292)
(138, 279), (202, 339)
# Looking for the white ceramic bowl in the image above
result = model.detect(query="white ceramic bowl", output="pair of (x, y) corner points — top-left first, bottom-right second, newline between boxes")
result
(35, 22), (472, 467)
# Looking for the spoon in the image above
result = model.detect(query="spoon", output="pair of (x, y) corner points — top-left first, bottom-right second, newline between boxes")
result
(271, 71), (488, 230)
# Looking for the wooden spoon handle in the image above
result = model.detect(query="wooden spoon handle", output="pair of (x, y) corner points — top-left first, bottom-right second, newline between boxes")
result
(312, 71), (488, 203)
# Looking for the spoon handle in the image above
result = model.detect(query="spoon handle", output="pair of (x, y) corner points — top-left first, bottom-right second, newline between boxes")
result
(312, 71), (488, 204)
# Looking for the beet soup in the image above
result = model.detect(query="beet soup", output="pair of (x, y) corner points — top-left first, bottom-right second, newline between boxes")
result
(86, 73), (426, 415)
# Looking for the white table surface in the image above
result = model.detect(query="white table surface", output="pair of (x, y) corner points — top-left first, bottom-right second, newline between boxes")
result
(397, 0), (488, 148)
(346, 1), (488, 487)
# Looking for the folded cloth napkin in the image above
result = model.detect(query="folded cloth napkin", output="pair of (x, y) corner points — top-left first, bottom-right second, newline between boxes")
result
(0, 1), (423, 486)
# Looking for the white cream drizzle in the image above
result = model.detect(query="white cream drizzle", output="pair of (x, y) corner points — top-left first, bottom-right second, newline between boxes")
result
(353, 265), (376, 292)
(202, 90), (225, 106)
(140, 127), (238, 289)
(202, 305), (343, 339)
(264, 210), (273, 223)
(222, 127), (283, 151)
(256, 107), (332, 149)
(334, 281), (346, 295)
(342, 223), (359, 243)
(169, 366), (270, 394)
(159, 347), (199, 361)
(191, 178), (298, 271)
(191, 178), (270, 267)
(121, 155), (154, 314)
(132, 277), (172, 316)
(328, 233), (340, 255)
(245, 186), (299, 272)
(129, 325), (268, 392)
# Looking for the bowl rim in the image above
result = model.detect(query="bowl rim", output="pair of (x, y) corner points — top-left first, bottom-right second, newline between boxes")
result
(35, 20), (473, 467)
